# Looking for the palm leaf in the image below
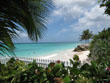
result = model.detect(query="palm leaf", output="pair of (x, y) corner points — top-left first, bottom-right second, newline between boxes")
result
(0, 0), (52, 56)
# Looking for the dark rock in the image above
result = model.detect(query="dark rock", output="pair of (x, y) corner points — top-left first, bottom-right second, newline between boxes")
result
(74, 44), (90, 52)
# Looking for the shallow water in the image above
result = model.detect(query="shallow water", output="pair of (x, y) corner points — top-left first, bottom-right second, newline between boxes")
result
(1, 42), (81, 57)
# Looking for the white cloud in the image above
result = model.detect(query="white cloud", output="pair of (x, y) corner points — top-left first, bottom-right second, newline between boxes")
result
(70, 5), (110, 33)
(53, 9), (62, 16)
(53, 0), (96, 20)
(53, 0), (110, 33)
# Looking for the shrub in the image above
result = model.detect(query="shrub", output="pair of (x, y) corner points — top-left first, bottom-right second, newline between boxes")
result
(89, 28), (110, 62)
(73, 54), (79, 61)
(90, 28), (110, 49)
(0, 58), (25, 83)
(75, 75), (93, 83)
(69, 57), (110, 83)
(1, 58), (110, 83)
(46, 61), (69, 83)
(15, 60), (47, 83)
(80, 61), (110, 82)
(69, 56), (81, 82)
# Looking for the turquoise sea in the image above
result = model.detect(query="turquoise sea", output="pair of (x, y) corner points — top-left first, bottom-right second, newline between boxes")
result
(7, 42), (81, 57)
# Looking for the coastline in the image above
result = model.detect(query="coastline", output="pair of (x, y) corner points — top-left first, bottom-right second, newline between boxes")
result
(37, 49), (90, 62)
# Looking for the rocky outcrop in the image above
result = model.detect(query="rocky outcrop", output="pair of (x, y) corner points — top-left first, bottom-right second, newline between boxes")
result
(74, 44), (90, 52)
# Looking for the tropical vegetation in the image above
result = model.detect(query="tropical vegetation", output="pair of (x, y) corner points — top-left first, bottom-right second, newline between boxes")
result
(89, 28), (110, 62)
(1, 56), (110, 83)
(99, 0), (110, 15)
(0, 0), (52, 56)
(80, 29), (93, 43)
(1, 0), (110, 83)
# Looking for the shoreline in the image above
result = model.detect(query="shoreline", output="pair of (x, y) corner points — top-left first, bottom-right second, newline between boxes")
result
(37, 49), (90, 62)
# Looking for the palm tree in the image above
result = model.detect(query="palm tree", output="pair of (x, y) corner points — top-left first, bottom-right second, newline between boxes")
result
(0, 0), (52, 56)
(80, 29), (93, 43)
(99, 0), (110, 16)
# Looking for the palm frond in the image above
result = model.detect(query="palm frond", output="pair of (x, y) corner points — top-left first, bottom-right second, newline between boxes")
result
(0, 0), (52, 56)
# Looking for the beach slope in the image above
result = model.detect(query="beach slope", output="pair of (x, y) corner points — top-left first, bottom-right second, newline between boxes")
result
(39, 49), (90, 62)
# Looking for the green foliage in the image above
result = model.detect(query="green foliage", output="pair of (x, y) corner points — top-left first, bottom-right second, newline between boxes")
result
(0, 0), (52, 55)
(73, 54), (79, 61)
(99, 0), (110, 15)
(82, 61), (110, 83)
(0, 58), (25, 83)
(69, 57), (110, 83)
(16, 60), (47, 83)
(80, 29), (93, 43)
(76, 75), (93, 83)
(46, 61), (68, 83)
(90, 28), (110, 49)
(63, 75), (71, 83)
(69, 57), (81, 82)
(89, 28), (110, 62)
(1, 58), (110, 83)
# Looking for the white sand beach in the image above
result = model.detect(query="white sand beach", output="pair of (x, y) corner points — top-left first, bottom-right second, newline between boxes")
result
(38, 49), (90, 62)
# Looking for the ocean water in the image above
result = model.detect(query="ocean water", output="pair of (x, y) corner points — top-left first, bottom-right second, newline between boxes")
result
(6, 42), (81, 57)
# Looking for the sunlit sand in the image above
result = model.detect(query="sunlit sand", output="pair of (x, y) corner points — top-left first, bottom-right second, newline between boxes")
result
(39, 49), (90, 62)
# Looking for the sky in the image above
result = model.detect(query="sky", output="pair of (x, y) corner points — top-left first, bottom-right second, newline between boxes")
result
(14, 0), (110, 43)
